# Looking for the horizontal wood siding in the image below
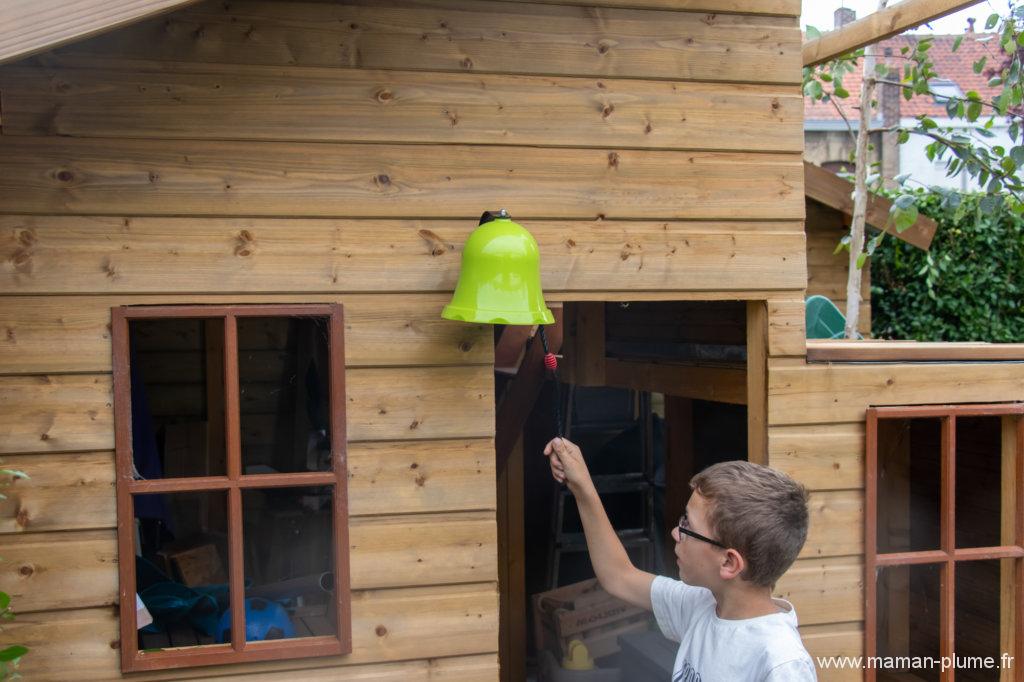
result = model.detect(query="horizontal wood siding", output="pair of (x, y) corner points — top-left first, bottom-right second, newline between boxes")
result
(0, 0), (803, 677)
(769, 361), (1024, 426)
(0, 138), (803, 220)
(0, 64), (803, 152)
(3, 585), (499, 680)
(0, 217), (807, 295)
(47, 0), (801, 83)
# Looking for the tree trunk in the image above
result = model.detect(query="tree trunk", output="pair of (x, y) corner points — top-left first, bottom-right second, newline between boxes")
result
(844, 0), (888, 338)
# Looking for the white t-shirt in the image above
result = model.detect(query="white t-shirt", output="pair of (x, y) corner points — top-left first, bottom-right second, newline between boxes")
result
(650, 576), (817, 682)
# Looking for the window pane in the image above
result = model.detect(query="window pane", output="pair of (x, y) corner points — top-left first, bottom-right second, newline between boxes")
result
(876, 418), (942, 554)
(955, 417), (1006, 550)
(129, 318), (227, 478)
(134, 491), (230, 651)
(242, 486), (336, 641)
(955, 560), (1006, 681)
(875, 563), (942, 682)
(239, 317), (332, 474)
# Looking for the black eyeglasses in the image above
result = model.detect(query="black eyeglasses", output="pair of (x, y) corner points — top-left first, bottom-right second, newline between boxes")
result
(676, 512), (727, 549)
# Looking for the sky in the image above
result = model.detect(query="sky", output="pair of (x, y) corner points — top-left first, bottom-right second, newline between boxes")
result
(800, 0), (1004, 36)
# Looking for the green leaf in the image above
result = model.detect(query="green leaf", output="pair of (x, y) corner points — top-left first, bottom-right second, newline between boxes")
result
(966, 90), (981, 101)
(805, 25), (821, 39)
(894, 173), (911, 185)
(920, 117), (938, 130)
(989, 76), (1003, 87)
(0, 593), (9, 611)
(833, 85), (850, 98)
(986, 13), (999, 30)
(856, 252), (868, 269)
(952, 35), (963, 52)
(967, 101), (982, 122)
(0, 646), (27, 663)
(972, 57), (987, 75)
(1010, 146), (1024, 166)
(833, 234), (851, 255)
(803, 80), (824, 99)
(894, 194), (916, 210)
(894, 205), (919, 233)
(898, 129), (910, 144)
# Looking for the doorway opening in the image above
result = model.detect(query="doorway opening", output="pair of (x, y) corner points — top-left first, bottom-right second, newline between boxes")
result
(496, 299), (768, 681)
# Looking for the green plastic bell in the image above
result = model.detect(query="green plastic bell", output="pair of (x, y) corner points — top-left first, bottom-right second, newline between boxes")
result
(442, 210), (554, 325)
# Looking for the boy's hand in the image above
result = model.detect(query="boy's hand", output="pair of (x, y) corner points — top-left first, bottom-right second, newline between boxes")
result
(543, 437), (593, 493)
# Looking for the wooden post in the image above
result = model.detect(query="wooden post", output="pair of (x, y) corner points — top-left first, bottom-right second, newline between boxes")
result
(496, 436), (526, 682)
(664, 396), (694, 574)
(571, 302), (606, 387)
(802, 0), (985, 67)
(746, 301), (768, 465)
(1000, 416), (1019, 682)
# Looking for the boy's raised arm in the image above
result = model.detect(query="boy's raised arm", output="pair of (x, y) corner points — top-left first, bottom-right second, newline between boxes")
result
(544, 437), (655, 611)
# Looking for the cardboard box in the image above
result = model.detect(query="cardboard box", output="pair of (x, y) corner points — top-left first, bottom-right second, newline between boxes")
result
(533, 578), (651, 660)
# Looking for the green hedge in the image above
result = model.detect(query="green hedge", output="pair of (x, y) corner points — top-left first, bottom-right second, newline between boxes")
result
(870, 191), (1024, 342)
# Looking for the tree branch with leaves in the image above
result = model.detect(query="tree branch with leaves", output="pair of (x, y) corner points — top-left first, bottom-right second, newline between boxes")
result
(803, 1), (1024, 337)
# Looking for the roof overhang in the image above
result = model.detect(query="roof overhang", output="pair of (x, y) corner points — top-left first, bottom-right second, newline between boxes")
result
(804, 161), (938, 251)
(0, 0), (200, 66)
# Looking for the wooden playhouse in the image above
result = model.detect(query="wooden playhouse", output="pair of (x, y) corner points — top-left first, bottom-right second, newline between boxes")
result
(0, 0), (1020, 680)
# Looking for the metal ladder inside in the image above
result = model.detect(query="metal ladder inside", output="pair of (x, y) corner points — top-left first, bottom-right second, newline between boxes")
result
(546, 386), (657, 589)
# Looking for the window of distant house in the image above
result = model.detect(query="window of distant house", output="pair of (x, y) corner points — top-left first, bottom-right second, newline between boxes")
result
(865, 405), (1023, 682)
(930, 79), (963, 105)
(112, 305), (351, 672)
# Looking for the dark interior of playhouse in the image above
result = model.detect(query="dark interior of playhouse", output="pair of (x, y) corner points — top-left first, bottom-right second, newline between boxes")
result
(128, 315), (338, 648)
(498, 300), (755, 679)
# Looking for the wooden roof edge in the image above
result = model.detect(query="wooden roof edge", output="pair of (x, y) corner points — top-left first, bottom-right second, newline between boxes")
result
(0, 0), (200, 66)
(802, 0), (985, 67)
(803, 161), (938, 251)
(807, 339), (1024, 362)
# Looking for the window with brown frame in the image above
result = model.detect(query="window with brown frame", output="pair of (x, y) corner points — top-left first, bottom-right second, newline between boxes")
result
(866, 404), (1024, 682)
(112, 305), (351, 672)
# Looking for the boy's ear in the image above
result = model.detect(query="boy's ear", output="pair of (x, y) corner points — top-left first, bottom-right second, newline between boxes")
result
(719, 548), (746, 581)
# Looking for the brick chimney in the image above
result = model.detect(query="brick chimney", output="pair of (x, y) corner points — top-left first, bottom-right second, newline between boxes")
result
(966, 17), (975, 33)
(834, 7), (857, 29)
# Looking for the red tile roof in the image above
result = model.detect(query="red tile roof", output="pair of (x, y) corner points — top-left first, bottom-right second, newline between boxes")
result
(805, 33), (1005, 122)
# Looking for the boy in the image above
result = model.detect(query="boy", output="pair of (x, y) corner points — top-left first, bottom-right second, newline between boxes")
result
(544, 437), (817, 681)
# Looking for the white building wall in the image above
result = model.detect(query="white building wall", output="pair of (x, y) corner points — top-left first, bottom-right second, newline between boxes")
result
(898, 117), (1013, 192)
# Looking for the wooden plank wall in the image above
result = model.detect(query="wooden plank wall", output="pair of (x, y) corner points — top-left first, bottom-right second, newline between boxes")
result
(806, 199), (871, 336)
(0, 0), (805, 678)
(767, 361), (1024, 680)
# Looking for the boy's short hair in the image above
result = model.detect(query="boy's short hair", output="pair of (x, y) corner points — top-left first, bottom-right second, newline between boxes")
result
(690, 461), (809, 587)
